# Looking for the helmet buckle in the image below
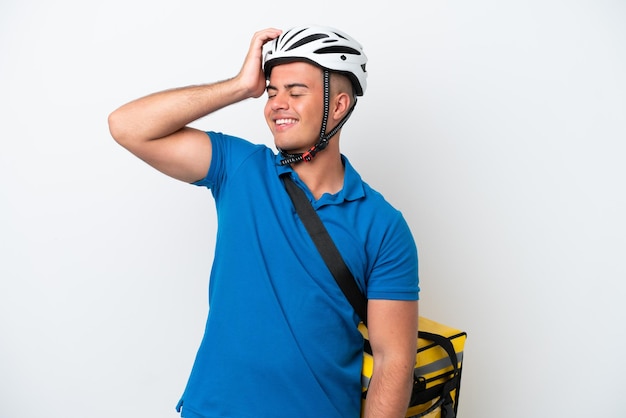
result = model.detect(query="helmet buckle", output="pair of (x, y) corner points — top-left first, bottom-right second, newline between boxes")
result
(302, 146), (317, 162)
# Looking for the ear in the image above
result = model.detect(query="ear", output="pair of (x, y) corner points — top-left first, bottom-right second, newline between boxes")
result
(331, 92), (353, 121)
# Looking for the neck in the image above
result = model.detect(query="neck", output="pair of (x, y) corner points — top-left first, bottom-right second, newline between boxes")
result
(292, 143), (344, 200)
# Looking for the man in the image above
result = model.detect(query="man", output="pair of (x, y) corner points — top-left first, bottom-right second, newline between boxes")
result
(108, 25), (419, 418)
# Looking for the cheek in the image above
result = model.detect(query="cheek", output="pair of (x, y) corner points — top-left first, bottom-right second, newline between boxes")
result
(263, 103), (273, 126)
(302, 104), (323, 128)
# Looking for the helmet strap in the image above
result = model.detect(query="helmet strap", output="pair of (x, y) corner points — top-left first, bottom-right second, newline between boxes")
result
(279, 70), (357, 166)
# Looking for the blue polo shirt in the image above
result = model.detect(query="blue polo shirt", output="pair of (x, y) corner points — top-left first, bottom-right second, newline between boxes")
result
(177, 131), (419, 418)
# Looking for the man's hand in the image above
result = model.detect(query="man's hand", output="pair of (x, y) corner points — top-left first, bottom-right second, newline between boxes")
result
(235, 28), (282, 99)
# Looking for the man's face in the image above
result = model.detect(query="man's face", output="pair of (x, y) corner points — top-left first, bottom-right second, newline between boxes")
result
(264, 61), (324, 153)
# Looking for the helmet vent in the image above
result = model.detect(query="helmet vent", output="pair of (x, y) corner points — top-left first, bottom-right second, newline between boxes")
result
(314, 45), (362, 56)
(333, 32), (349, 40)
(280, 27), (307, 47)
(286, 33), (330, 51)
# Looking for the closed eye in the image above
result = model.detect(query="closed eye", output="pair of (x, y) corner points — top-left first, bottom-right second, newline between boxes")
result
(266, 83), (309, 99)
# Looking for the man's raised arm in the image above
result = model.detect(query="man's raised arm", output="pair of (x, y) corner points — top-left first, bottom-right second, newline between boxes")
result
(107, 28), (282, 183)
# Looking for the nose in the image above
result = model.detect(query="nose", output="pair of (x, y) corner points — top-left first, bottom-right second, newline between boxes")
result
(270, 92), (289, 111)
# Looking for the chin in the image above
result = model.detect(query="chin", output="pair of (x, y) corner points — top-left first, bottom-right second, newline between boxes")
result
(274, 135), (315, 153)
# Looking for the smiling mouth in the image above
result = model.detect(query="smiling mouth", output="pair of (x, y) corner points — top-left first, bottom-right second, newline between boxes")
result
(275, 118), (298, 126)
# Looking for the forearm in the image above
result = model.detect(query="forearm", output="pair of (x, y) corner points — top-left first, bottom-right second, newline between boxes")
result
(364, 299), (418, 418)
(108, 77), (251, 148)
(363, 360), (413, 418)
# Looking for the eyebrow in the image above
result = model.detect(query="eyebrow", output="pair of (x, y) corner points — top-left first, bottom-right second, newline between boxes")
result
(266, 82), (310, 92)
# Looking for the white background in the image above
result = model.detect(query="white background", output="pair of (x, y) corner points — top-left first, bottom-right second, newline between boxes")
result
(1, 1), (625, 417)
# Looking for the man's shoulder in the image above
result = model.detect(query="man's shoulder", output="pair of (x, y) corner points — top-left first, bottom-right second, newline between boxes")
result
(208, 131), (268, 152)
(360, 181), (402, 214)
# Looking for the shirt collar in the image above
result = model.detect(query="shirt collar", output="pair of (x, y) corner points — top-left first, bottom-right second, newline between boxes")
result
(276, 153), (365, 206)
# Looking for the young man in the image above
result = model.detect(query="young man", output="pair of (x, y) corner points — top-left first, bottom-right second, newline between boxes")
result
(108, 26), (419, 418)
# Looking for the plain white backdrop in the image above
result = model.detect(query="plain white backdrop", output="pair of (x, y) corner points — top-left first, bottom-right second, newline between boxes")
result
(1, 1), (625, 417)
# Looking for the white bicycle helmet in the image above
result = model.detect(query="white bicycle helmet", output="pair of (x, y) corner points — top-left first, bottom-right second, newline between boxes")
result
(263, 25), (368, 96)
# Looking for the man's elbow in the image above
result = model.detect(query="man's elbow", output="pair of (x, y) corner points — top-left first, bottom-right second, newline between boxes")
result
(107, 108), (135, 148)
(108, 109), (123, 144)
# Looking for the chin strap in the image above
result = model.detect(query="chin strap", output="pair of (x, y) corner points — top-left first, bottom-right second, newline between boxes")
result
(279, 70), (357, 166)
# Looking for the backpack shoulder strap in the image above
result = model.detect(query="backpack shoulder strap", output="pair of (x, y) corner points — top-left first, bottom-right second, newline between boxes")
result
(282, 175), (368, 324)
